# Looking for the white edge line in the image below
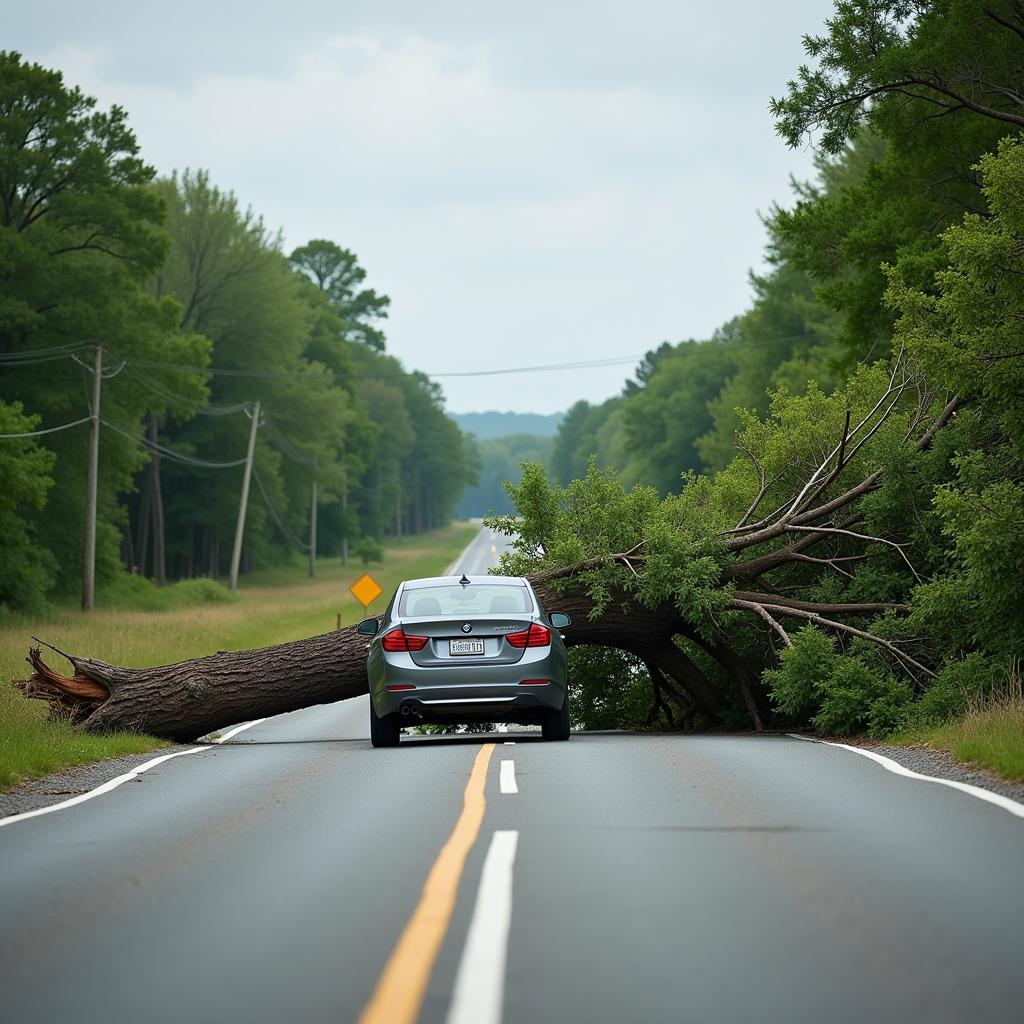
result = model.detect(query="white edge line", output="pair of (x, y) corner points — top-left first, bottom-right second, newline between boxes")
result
(216, 718), (268, 743)
(499, 759), (518, 795)
(0, 746), (209, 829)
(446, 830), (519, 1024)
(788, 733), (1024, 819)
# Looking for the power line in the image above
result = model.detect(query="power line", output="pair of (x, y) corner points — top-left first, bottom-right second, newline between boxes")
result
(0, 342), (95, 365)
(100, 418), (249, 469)
(4, 331), (828, 383)
(121, 353), (650, 380)
(125, 366), (252, 416)
(0, 415), (92, 439)
(252, 466), (310, 551)
(262, 413), (317, 466)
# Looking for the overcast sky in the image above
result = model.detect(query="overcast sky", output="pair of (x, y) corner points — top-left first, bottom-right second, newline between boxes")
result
(7, 1), (835, 414)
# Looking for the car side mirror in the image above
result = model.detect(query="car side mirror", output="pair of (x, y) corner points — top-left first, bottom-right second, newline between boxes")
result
(550, 612), (572, 629)
(357, 618), (380, 636)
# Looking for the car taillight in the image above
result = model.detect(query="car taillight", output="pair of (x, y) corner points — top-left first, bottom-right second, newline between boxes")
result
(381, 629), (429, 652)
(519, 679), (549, 685)
(506, 624), (551, 648)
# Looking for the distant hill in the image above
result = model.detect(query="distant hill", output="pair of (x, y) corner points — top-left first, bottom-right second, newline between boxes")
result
(452, 410), (564, 440)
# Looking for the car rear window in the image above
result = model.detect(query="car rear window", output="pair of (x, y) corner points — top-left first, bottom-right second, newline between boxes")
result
(399, 584), (531, 617)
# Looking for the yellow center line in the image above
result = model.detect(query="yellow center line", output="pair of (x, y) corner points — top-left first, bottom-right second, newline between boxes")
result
(359, 742), (496, 1024)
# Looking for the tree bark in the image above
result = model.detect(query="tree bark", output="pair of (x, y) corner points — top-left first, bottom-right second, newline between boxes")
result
(18, 627), (371, 742)
(15, 576), (721, 740)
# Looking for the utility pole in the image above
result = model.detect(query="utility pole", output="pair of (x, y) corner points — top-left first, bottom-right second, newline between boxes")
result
(340, 470), (349, 565)
(82, 344), (102, 611)
(229, 399), (260, 591)
(308, 471), (318, 578)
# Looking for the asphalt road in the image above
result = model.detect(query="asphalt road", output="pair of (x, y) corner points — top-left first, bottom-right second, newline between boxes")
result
(2, 528), (1022, 1024)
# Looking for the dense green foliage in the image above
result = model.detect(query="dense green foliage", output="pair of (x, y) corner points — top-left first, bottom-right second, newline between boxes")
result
(0, 53), (474, 609)
(502, 1), (1024, 736)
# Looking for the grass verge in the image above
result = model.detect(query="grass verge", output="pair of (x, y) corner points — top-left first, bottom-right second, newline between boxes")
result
(891, 672), (1024, 783)
(0, 522), (479, 791)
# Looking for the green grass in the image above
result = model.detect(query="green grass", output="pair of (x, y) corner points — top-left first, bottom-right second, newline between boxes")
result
(892, 672), (1024, 783)
(0, 522), (478, 791)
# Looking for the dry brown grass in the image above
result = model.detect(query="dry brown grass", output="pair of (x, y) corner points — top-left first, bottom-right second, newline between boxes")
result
(0, 522), (478, 789)
(896, 662), (1024, 782)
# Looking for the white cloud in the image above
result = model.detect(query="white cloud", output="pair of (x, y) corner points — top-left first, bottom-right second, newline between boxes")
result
(27, 10), (830, 413)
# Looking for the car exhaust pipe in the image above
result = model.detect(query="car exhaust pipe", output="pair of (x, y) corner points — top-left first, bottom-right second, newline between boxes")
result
(401, 705), (411, 716)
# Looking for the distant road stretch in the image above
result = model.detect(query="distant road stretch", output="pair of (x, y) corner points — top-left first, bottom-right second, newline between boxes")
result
(1, 526), (1022, 1024)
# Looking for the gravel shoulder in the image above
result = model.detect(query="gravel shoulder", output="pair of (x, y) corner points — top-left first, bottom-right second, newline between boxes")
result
(837, 737), (1024, 805)
(0, 744), (197, 820)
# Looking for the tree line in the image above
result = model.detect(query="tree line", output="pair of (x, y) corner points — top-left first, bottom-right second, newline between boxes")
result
(0, 52), (475, 611)
(525, 0), (1024, 735)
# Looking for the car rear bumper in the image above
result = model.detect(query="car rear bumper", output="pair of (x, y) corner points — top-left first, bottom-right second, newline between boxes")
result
(372, 681), (565, 721)
(369, 644), (566, 722)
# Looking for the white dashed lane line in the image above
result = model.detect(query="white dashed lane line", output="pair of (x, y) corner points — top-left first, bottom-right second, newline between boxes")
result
(499, 760), (518, 795)
(446, 830), (519, 1024)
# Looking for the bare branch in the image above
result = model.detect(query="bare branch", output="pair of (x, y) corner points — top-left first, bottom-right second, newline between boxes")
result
(732, 600), (937, 680)
(731, 599), (793, 647)
(783, 525), (923, 583)
(731, 591), (907, 615)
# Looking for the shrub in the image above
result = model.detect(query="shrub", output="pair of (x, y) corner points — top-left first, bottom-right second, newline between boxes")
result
(763, 627), (837, 717)
(96, 573), (239, 611)
(353, 537), (384, 565)
(97, 573), (165, 610)
(914, 653), (1002, 726)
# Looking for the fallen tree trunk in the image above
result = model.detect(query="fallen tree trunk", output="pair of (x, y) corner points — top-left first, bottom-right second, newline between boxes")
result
(18, 628), (371, 742)
(15, 579), (701, 741)
(13, 380), (954, 741)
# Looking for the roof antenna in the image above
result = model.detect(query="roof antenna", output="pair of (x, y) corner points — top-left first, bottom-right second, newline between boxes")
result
(459, 574), (471, 587)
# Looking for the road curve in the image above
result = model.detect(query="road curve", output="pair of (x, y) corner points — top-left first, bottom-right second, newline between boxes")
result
(1, 528), (1022, 1023)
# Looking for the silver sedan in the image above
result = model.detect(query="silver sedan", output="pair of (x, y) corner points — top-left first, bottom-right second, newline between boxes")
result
(357, 574), (572, 747)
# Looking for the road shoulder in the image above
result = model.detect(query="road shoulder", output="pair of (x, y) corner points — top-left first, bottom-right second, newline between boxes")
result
(806, 735), (1024, 805)
(0, 744), (195, 820)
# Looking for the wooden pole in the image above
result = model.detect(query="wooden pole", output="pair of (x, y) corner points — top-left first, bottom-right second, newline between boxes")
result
(308, 476), (318, 578)
(341, 471), (349, 565)
(149, 414), (166, 585)
(229, 399), (260, 591)
(82, 344), (102, 611)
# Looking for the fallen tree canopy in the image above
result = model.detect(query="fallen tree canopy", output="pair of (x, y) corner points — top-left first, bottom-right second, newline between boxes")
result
(14, 359), (962, 741)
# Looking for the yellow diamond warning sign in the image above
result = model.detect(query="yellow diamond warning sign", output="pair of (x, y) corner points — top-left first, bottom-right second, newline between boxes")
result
(349, 572), (383, 609)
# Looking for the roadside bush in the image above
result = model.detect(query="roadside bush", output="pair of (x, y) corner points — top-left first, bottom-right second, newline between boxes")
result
(97, 574), (239, 611)
(97, 574), (166, 610)
(914, 653), (1003, 726)
(764, 626), (912, 737)
(762, 627), (837, 718)
(354, 536), (384, 565)
(866, 678), (914, 738)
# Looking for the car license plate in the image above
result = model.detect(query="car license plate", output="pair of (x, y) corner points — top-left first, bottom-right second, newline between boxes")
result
(449, 639), (485, 656)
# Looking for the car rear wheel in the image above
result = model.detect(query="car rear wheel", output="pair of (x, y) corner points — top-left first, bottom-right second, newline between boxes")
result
(541, 694), (571, 741)
(370, 698), (401, 747)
